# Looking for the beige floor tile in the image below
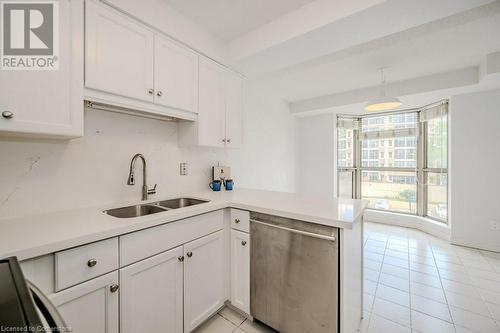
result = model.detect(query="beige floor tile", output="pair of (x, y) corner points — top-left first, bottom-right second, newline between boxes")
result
(410, 310), (455, 333)
(372, 298), (411, 327)
(376, 284), (410, 307)
(379, 273), (410, 292)
(193, 315), (237, 333)
(218, 307), (246, 326)
(445, 290), (490, 316)
(450, 306), (500, 333)
(239, 319), (277, 333)
(410, 271), (441, 288)
(410, 282), (446, 303)
(368, 314), (410, 333)
(410, 294), (452, 322)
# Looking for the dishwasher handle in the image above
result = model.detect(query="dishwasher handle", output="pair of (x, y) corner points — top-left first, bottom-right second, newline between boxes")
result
(250, 218), (336, 242)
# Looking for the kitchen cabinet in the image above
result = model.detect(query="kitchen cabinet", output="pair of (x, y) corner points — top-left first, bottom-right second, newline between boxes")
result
(154, 35), (198, 113)
(179, 58), (243, 148)
(84, 0), (198, 120)
(230, 230), (250, 314)
(224, 70), (244, 148)
(120, 246), (183, 333)
(184, 230), (225, 332)
(85, 0), (154, 103)
(50, 271), (119, 333)
(0, 0), (83, 139)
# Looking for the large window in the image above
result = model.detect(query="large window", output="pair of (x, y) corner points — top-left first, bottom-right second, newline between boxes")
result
(337, 101), (448, 223)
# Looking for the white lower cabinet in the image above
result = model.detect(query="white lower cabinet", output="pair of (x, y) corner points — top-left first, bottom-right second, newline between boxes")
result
(184, 230), (225, 332)
(120, 246), (184, 333)
(230, 230), (250, 314)
(50, 271), (119, 333)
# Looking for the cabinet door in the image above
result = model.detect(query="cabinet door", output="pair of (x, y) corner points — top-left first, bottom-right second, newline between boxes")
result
(50, 271), (118, 333)
(198, 58), (226, 148)
(120, 246), (183, 333)
(154, 36), (198, 113)
(0, 0), (83, 138)
(230, 230), (250, 314)
(85, 0), (154, 102)
(225, 72), (243, 148)
(184, 230), (225, 332)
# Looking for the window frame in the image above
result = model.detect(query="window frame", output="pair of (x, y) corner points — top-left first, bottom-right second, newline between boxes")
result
(337, 101), (448, 223)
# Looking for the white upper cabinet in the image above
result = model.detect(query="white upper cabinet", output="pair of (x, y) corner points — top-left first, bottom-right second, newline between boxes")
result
(120, 246), (183, 333)
(84, 0), (199, 120)
(184, 230), (225, 332)
(225, 71), (243, 148)
(0, 0), (83, 139)
(179, 59), (243, 148)
(154, 35), (198, 113)
(197, 58), (226, 148)
(85, 0), (154, 103)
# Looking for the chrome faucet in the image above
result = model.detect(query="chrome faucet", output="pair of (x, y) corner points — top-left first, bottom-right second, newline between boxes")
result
(127, 153), (157, 200)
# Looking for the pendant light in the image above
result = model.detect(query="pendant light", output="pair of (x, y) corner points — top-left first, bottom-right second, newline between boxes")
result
(365, 67), (402, 112)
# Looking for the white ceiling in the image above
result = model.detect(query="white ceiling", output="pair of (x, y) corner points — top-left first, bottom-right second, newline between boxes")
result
(165, 0), (317, 41)
(256, 5), (500, 102)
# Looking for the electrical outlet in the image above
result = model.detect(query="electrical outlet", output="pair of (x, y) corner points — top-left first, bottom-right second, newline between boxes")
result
(490, 220), (500, 231)
(180, 162), (188, 176)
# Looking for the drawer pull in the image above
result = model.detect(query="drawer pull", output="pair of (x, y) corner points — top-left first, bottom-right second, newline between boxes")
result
(87, 258), (98, 267)
(2, 111), (14, 119)
(241, 241), (247, 246)
(110, 284), (119, 293)
(178, 256), (184, 262)
(186, 252), (193, 258)
(234, 219), (240, 224)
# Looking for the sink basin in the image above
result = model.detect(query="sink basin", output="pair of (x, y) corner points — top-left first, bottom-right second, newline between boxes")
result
(104, 204), (168, 218)
(155, 198), (209, 209)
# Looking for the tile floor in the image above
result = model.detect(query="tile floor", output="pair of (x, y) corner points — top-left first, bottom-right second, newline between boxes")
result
(362, 222), (500, 333)
(195, 222), (500, 333)
(194, 307), (276, 333)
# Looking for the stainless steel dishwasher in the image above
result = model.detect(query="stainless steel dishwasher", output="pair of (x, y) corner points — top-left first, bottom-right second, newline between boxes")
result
(250, 213), (339, 333)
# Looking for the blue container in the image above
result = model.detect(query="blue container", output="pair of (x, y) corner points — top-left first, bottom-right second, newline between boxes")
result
(224, 179), (234, 191)
(209, 180), (222, 191)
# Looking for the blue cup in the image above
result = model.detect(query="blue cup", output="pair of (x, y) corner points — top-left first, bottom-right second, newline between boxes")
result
(209, 180), (222, 191)
(224, 179), (234, 191)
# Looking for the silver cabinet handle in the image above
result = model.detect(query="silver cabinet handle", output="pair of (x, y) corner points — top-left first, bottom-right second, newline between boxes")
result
(186, 251), (193, 258)
(235, 219), (240, 224)
(87, 259), (97, 267)
(2, 111), (14, 119)
(178, 256), (184, 262)
(110, 284), (119, 293)
(148, 88), (154, 95)
(241, 241), (247, 246)
(156, 91), (163, 97)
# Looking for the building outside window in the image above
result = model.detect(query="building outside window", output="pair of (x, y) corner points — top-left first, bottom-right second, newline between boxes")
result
(336, 101), (448, 223)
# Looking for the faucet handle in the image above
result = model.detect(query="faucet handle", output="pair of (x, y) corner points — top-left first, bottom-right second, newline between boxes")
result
(147, 184), (157, 195)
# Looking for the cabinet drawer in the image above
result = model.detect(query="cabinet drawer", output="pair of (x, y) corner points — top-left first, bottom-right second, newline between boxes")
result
(55, 238), (119, 291)
(120, 210), (224, 266)
(230, 209), (249, 233)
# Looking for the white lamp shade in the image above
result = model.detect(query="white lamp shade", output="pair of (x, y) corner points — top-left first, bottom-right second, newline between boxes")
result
(365, 96), (402, 112)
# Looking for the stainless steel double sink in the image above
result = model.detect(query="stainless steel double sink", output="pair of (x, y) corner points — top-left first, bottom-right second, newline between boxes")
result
(104, 198), (209, 218)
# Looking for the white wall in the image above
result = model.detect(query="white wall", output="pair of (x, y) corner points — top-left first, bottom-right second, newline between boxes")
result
(296, 113), (335, 197)
(450, 89), (500, 252)
(0, 82), (296, 220)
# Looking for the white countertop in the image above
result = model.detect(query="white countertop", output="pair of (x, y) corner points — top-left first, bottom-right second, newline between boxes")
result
(0, 188), (367, 260)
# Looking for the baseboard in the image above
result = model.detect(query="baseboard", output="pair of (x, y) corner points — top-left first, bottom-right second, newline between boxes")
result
(364, 210), (451, 241)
